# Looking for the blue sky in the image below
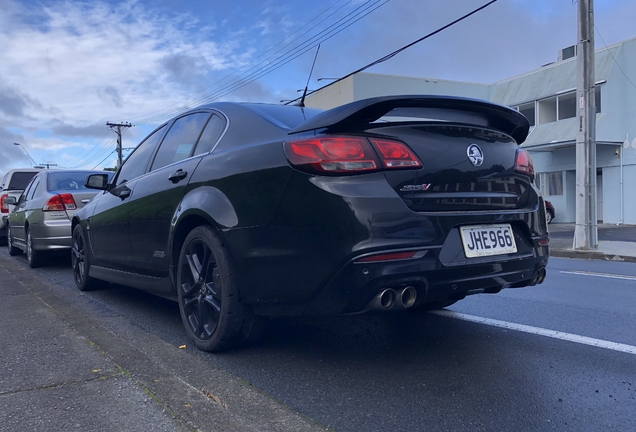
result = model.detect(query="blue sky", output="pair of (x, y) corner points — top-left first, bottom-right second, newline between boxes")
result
(1, 0), (636, 173)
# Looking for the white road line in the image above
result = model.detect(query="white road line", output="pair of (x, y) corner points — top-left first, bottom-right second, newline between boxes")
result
(560, 270), (636, 281)
(431, 309), (636, 355)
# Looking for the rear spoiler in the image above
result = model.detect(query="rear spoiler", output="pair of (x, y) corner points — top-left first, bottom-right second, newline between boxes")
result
(288, 95), (530, 144)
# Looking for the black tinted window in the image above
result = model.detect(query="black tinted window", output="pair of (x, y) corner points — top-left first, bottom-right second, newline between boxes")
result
(194, 114), (225, 155)
(6, 172), (38, 190)
(117, 125), (167, 184)
(150, 113), (211, 171)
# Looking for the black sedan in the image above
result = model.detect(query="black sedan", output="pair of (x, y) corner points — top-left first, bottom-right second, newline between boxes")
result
(72, 95), (549, 351)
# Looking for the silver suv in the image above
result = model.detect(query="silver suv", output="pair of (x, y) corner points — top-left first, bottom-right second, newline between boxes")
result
(0, 168), (41, 245)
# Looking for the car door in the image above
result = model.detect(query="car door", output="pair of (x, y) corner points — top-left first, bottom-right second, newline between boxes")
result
(127, 112), (216, 279)
(8, 175), (39, 245)
(88, 125), (168, 271)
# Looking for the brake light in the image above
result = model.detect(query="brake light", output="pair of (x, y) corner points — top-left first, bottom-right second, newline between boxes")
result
(284, 136), (421, 174)
(0, 194), (8, 214)
(43, 194), (77, 211)
(514, 149), (535, 179)
(369, 139), (421, 168)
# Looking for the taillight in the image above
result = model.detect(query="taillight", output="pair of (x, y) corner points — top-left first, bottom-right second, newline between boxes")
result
(0, 194), (8, 214)
(368, 138), (421, 168)
(284, 136), (421, 174)
(43, 194), (77, 211)
(514, 149), (535, 179)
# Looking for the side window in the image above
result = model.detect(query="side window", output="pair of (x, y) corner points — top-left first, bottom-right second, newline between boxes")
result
(117, 125), (167, 185)
(194, 114), (225, 156)
(150, 112), (211, 172)
(20, 177), (37, 203)
(27, 178), (40, 200)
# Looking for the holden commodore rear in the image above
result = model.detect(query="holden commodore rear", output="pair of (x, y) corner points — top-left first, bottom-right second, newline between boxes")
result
(257, 96), (550, 316)
(73, 95), (548, 352)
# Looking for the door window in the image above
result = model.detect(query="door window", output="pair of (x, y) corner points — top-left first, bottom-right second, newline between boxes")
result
(117, 125), (167, 185)
(194, 114), (225, 155)
(26, 178), (40, 200)
(150, 112), (211, 172)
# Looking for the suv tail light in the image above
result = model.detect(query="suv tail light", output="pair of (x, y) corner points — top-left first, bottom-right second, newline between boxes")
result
(43, 194), (77, 211)
(284, 136), (421, 174)
(0, 194), (8, 213)
(514, 149), (535, 179)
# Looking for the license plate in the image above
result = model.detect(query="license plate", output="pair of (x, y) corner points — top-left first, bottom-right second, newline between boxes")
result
(459, 224), (517, 258)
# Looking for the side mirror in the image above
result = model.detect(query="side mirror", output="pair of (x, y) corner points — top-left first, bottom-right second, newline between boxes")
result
(85, 174), (110, 190)
(4, 196), (17, 205)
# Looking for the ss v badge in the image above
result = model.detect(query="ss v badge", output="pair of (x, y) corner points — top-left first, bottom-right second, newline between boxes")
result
(400, 184), (432, 192)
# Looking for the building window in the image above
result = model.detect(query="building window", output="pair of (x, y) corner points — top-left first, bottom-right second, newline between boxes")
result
(518, 102), (535, 127)
(511, 85), (602, 126)
(558, 92), (576, 120)
(537, 172), (563, 196)
(538, 96), (557, 124)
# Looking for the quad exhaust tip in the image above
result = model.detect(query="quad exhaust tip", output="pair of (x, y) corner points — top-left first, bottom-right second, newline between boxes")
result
(530, 267), (547, 286)
(370, 286), (418, 310)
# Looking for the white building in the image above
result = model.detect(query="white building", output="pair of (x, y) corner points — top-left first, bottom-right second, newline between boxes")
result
(306, 37), (636, 224)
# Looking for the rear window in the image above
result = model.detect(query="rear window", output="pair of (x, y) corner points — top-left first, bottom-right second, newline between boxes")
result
(5, 172), (38, 190)
(248, 104), (322, 129)
(375, 107), (488, 125)
(47, 172), (113, 192)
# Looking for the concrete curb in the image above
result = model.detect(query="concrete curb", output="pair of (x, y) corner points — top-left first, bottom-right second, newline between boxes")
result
(550, 248), (636, 263)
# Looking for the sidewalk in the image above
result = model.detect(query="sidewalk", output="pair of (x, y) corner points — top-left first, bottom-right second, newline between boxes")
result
(0, 252), (324, 432)
(549, 223), (636, 262)
(0, 257), (187, 432)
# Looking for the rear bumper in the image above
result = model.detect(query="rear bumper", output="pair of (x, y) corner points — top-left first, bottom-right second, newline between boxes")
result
(304, 241), (549, 315)
(227, 170), (550, 316)
(33, 220), (72, 250)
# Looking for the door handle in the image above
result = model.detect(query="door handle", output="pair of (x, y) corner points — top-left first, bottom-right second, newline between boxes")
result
(168, 169), (188, 183)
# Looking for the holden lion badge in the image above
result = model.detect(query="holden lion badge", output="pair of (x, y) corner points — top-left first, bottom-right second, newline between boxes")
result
(467, 144), (484, 167)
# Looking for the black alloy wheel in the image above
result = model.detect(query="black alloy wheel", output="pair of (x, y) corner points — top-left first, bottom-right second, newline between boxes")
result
(26, 228), (41, 268)
(7, 226), (22, 256)
(72, 224), (103, 291)
(177, 226), (265, 351)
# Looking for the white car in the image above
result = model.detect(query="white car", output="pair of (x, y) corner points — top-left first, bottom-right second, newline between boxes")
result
(0, 168), (41, 245)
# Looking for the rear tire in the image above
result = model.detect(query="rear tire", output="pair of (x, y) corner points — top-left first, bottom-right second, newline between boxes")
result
(26, 228), (42, 268)
(546, 211), (553, 224)
(7, 227), (22, 256)
(177, 226), (265, 352)
(72, 224), (105, 291)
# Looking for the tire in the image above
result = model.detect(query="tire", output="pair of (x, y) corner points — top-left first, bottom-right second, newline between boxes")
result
(546, 211), (553, 224)
(0, 235), (6, 247)
(26, 228), (42, 268)
(7, 227), (22, 256)
(177, 226), (265, 352)
(72, 224), (105, 291)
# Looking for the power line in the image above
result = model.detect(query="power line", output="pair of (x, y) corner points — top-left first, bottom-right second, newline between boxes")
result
(131, 0), (389, 125)
(287, 0), (500, 104)
(594, 25), (636, 91)
(127, 0), (353, 124)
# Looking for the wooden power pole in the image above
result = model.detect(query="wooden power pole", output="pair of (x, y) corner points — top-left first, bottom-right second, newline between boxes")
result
(106, 121), (132, 169)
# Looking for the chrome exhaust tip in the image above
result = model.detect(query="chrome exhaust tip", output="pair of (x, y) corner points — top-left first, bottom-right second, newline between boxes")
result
(371, 288), (396, 310)
(537, 267), (547, 284)
(397, 286), (417, 308)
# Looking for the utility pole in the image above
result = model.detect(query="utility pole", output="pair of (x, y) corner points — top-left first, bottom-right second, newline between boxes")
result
(106, 121), (132, 169)
(573, 0), (597, 250)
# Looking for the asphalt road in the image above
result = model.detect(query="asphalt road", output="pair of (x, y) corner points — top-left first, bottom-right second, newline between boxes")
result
(3, 249), (636, 431)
